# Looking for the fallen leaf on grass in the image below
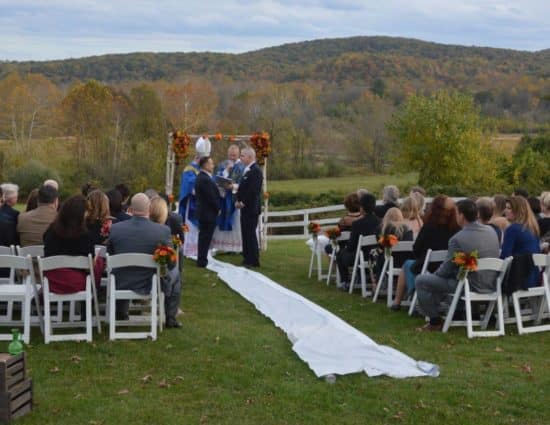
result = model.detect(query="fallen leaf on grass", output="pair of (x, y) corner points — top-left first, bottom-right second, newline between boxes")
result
(71, 355), (82, 364)
(158, 379), (169, 388)
(89, 421), (104, 425)
(415, 400), (426, 409)
(520, 364), (532, 374)
(392, 411), (405, 421)
(495, 391), (506, 397)
(245, 398), (254, 405)
(383, 407), (389, 413)
(141, 374), (152, 384)
(117, 389), (129, 395)
(174, 375), (184, 381)
(49, 366), (60, 374)
(495, 347), (504, 352)
(74, 393), (82, 399)
(215, 336), (220, 343)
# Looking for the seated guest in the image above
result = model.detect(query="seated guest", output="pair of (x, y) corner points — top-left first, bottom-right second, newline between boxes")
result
(81, 182), (98, 197)
(513, 188), (529, 199)
(107, 194), (176, 325)
(391, 195), (459, 311)
(373, 207), (413, 284)
(338, 192), (363, 231)
(502, 196), (540, 287)
(43, 195), (103, 293)
(490, 194), (509, 231)
(0, 183), (20, 247)
(43, 179), (59, 191)
(528, 196), (541, 216)
(476, 197), (502, 244)
(17, 184), (59, 247)
(106, 189), (131, 222)
(336, 194), (380, 290)
(25, 189), (39, 212)
(159, 193), (185, 241)
(86, 190), (112, 246)
(400, 196), (423, 237)
(115, 183), (131, 212)
(149, 196), (182, 327)
(415, 199), (500, 331)
(375, 185), (400, 219)
(538, 192), (550, 252)
(324, 192), (363, 255)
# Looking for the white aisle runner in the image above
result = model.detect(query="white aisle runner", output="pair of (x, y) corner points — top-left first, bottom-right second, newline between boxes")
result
(207, 258), (439, 379)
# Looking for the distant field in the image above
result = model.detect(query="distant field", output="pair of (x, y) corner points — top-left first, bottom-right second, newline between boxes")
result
(269, 172), (418, 197)
(490, 133), (522, 155)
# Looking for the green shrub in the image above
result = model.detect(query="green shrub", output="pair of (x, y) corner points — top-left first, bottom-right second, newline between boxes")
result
(7, 160), (61, 198)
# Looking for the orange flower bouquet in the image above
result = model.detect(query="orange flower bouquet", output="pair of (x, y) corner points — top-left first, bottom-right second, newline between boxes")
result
(308, 221), (321, 238)
(181, 224), (189, 233)
(325, 227), (341, 241)
(172, 235), (182, 249)
(378, 234), (399, 258)
(452, 250), (478, 281)
(153, 244), (177, 277)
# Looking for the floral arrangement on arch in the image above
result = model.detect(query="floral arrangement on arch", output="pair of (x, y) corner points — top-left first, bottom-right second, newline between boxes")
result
(249, 132), (271, 165)
(452, 250), (478, 281)
(172, 130), (191, 165)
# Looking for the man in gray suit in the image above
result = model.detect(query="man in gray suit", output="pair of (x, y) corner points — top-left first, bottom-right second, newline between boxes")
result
(108, 193), (181, 327)
(415, 199), (500, 331)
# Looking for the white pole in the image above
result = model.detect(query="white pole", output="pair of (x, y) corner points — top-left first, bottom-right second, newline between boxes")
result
(165, 132), (174, 196)
(261, 159), (268, 251)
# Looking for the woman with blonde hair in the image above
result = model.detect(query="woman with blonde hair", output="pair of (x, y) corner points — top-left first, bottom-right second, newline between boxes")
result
(149, 196), (169, 225)
(501, 196), (540, 287)
(400, 196), (423, 237)
(86, 189), (112, 245)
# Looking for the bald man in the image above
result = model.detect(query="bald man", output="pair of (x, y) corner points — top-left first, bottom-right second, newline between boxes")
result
(108, 193), (181, 327)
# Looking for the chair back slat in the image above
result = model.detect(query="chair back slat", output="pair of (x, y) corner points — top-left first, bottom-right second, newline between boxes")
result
(392, 241), (414, 252)
(38, 255), (93, 273)
(532, 253), (548, 268)
(0, 246), (14, 255)
(476, 257), (505, 272)
(337, 231), (351, 242)
(16, 245), (45, 258)
(0, 254), (32, 271)
(94, 245), (107, 258)
(106, 253), (157, 271)
(358, 235), (377, 247)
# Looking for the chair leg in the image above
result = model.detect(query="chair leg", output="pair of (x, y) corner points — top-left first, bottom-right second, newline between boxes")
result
(109, 281), (116, 340)
(464, 283), (474, 339)
(408, 292), (417, 316)
(481, 301), (496, 330)
(360, 262), (367, 297)
(443, 281), (464, 333)
(387, 261), (394, 308)
(86, 281), (92, 342)
(316, 251), (323, 281)
(23, 295), (31, 345)
(497, 293), (505, 336)
(512, 292), (524, 335)
(151, 282), (158, 341)
(44, 282), (51, 344)
(326, 254), (334, 286)
(308, 250), (315, 279)
(372, 260), (388, 303)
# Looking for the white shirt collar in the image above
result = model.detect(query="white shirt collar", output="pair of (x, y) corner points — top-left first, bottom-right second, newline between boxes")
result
(243, 161), (256, 174)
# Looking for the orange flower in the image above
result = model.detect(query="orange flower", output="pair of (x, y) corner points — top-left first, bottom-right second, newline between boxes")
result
(263, 192), (270, 200)
(215, 132), (222, 141)
(229, 135), (235, 142)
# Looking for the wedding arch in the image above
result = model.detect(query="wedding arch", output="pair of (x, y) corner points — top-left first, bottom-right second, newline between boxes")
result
(165, 131), (271, 249)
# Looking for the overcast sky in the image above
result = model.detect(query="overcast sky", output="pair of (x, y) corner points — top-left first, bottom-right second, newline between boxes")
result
(1, 0), (548, 61)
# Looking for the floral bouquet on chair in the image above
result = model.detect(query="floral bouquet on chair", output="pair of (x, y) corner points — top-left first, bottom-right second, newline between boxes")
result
(308, 222), (321, 239)
(452, 250), (478, 281)
(325, 227), (341, 250)
(378, 234), (398, 259)
(153, 244), (177, 277)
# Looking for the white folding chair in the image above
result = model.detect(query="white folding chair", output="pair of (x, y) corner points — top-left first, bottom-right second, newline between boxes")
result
(443, 257), (512, 338)
(372, 241), (414, 307)
(106, 253), (162, 341)
(0, 255), (43, 344)
(408, 249), (448, 316)
(307, 237), (328, 282)
(0, 246), (17, 321)
(348, 235), (378, 296)
(38, 254), (101, 343)
(326, 231), (350, 286)
(16, 245), (44, 258)
(511, 253), (550, 335)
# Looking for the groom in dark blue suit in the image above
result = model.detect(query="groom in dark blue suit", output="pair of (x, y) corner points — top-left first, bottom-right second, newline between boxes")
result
(194, 156), (221, 267)
(236, 147), (263, 267)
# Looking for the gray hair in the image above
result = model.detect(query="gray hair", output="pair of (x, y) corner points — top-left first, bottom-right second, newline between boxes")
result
(0, 183), (19, 201)
(241, 146), (256, 159)
(383, 185), (399, 203)
(43, 179), (59, 190)
(144, 188), (159, 200)
(356, 188), (369, 200)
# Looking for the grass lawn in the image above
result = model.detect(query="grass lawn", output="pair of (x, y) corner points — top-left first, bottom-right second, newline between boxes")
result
(7, 240), (550, 425)
(269, 172), (418, 197)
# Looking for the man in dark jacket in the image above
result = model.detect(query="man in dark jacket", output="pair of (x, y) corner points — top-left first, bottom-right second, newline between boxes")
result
(336, 193), (381, 289)
(236, 147), (263, 267)
(194, 156), (221, 268)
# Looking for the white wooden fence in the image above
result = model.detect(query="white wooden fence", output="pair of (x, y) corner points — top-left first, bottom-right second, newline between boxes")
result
(264, 197), (465, 240)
